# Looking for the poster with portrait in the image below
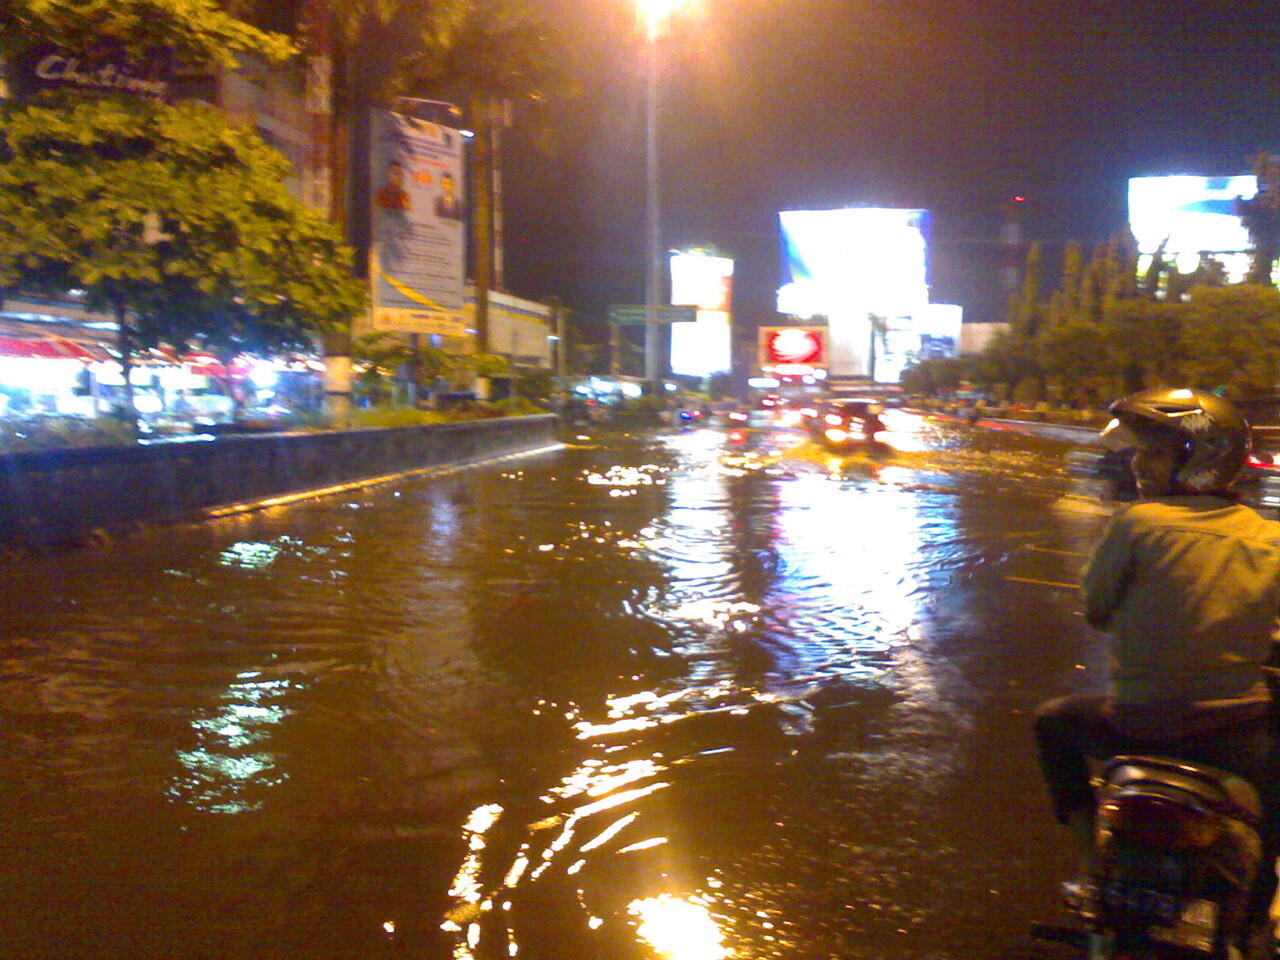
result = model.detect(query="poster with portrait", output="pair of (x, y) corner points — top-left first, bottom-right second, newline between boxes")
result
(369, 110), (467, 336)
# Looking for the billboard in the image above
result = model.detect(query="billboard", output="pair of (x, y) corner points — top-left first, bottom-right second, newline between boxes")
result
(669, 252), (733, 377)
(776, 208), (931, 377)
(873, 303), (963, 383)
(1128, 175), (1256, 280)
(369, 111), (467, 337)
(759, 326), (827, 368)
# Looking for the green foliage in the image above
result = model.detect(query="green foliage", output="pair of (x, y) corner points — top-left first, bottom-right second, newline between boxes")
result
(1011, 377), (1043, 406)
(490, 395), (544, 416)
(512, 365), (553, 402)
(0, 94), (367, 365)
(0, 415), (137, 452)
(471, 352), (510, 378)
(1239, 153), (1280, 286)
(0, 0), (296, 65)
(1178, 285), (1280, 395)
(347, 405), (452, 428)
(395, 0), (559, 104)
(938, 226), (1280, 407)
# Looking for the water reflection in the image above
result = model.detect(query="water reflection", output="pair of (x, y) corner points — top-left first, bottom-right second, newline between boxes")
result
(630, 894), (728, 960)
(437, 423), (961, 958)
(170, 671), (292, 814)
(0, 415), (1091, 960)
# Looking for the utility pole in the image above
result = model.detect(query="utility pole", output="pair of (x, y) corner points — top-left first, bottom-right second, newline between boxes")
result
(470, 97), (494, 397)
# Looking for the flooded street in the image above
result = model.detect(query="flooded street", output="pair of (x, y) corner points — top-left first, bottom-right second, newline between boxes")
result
(1, 412), (1116, 959)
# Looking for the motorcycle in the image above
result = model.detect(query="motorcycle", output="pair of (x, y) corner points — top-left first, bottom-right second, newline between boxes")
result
(1035, 754), (1277, 959)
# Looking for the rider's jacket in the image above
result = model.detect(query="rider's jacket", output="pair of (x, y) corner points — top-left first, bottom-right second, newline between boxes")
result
(1082, 495), (1280, 724)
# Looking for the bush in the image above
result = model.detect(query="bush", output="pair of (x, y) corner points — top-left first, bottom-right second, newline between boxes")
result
(347, 407), (453, 429)
(490, 396), (547, 417)
(0, 416), (137, 452)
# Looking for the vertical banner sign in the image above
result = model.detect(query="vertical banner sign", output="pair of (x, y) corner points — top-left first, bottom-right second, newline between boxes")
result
(369, 111), (467, 336)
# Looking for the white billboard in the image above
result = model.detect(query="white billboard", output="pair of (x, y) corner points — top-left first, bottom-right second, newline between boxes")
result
(776, 208), (931, 377)
(670, 251), (733, 377)
(875, 303), (963, 383)
(1128, 175), (1256, 280)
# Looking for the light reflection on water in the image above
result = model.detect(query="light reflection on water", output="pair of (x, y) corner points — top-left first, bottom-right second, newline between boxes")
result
(437, 423), (967, 959)
(629, 894), (728, 960)
(170, 672), (293, 814)
(0, 416), (1083, 959)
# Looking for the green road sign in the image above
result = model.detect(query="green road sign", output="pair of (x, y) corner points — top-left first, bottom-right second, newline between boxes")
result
(608, 304), (698, 324)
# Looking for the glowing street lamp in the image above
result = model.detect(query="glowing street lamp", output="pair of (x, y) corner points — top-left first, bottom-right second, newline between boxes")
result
(637, 0), (687, 39)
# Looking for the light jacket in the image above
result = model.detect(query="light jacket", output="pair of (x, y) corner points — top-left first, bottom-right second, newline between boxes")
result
(1082, 495), (1280, 705)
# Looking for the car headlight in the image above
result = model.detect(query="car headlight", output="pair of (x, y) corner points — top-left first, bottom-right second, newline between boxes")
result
(824, 427), (849, 444)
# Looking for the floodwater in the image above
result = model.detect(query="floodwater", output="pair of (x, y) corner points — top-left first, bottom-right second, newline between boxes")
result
(0, 412), (1117, 959)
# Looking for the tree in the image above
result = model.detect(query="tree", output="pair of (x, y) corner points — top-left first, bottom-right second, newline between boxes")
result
(1105, 298), (1187, 392)
(1237, 152), (1280, 287)
(393, 0), (566, 356)
(0, 0), (295, 64)
(1178, 285), (1280, 396)
(1008, 241), (1044, 336)
(0, 94), (366, 425)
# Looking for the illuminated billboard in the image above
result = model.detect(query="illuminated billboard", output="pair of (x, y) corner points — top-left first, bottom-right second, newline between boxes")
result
(874, 304), (963, 383)
(670, 251), (733, 377)
(776, 208), (931, 377)
(1128, 175), (1256, 280)
(759, 326), (827, 368)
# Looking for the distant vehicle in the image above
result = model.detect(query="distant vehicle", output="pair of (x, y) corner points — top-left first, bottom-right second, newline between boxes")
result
(804, 398), (886, 451)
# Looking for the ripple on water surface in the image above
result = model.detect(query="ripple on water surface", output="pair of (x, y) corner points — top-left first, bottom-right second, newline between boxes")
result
(0, 417), (1081, 959)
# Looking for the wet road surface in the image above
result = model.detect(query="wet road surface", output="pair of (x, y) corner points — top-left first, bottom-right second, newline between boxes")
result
(0, 411), (1118, 959)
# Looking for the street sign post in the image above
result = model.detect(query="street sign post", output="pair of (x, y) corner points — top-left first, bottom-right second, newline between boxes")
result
(608, 304), (697, 324)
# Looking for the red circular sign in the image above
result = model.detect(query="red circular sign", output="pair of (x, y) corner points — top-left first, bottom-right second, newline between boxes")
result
(765, 329), (823, 365)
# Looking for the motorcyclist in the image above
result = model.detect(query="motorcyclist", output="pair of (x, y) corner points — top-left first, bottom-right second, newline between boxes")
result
(1033, 387), (1280, 910)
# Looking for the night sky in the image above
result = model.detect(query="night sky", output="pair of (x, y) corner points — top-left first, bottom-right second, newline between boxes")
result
(496, 0), (1280, 342)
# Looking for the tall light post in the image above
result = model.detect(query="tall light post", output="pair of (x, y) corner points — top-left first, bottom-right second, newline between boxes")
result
(637, 0), (686, 389)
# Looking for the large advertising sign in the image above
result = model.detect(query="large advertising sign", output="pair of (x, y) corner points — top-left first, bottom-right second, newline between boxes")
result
(776, 208), (931, 377)
(873, 303), (963, 383)
(1128, 175), (1256, 280)
(369, 111), (467, 337)
(670, 252), (733, 377)
(759, 327), (827, 367)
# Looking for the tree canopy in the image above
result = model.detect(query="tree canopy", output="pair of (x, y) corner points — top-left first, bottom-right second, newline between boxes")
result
(0, 92), (365, 327)
(0, 0), (296, 65)
(904, 232), (1280, 406)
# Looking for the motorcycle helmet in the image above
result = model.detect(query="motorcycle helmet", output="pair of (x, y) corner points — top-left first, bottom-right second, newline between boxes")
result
(1099, 387), (1250, 494)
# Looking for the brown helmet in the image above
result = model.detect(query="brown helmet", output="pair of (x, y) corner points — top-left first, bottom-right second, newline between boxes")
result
(1099, 387), (1251, 494)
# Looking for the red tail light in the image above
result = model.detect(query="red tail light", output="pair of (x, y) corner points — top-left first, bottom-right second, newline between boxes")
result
(1102, 794), (1221, 851)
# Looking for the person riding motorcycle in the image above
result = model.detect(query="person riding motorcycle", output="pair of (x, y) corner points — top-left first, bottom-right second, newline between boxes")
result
(1033, 387), (1280, 914)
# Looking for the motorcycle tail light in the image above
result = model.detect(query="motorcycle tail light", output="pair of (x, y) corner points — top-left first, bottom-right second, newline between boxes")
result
(1102, 794), (1221, 851)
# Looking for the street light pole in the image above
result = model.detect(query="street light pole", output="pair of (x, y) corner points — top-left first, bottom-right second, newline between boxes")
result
(643, 32), (663, 388)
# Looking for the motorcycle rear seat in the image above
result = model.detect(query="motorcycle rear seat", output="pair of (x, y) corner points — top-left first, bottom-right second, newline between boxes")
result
(1103, 755), (1262, 823)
